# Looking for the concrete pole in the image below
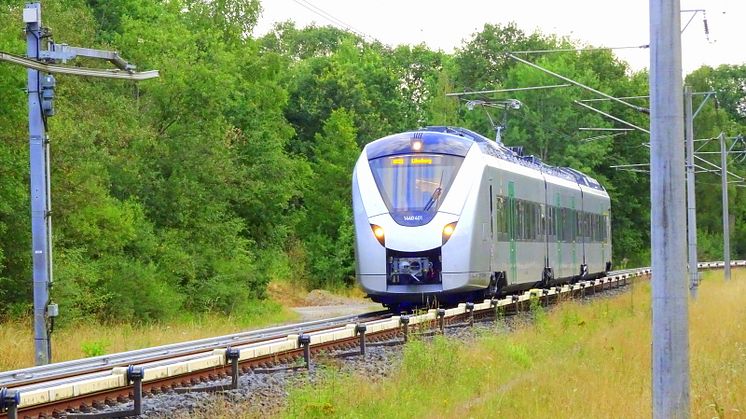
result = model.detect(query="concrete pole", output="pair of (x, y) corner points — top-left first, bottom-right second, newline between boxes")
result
(720, 132), (731, 281)
(25, 2), (52, 365)
(684, 86), (698, 298)
(650, 0), (690, 417)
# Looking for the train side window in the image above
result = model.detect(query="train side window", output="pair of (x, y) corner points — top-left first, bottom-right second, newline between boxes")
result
(529, 202), (537, 241)
(573, 210), (578, 242)
(551, 206), (557, 239)
(498, 196), (511, 241)
(570, 209), (576, 242)
(590, 214), (595, 242)
(522, 201), (528, 241)
(539, 203), (545, 238)
(561, 208), (567, 242)
(495, 196), (504, 238)
(603, 215), (609, 242)
(562, 208), (566, 242)
(506, 196), (514, 241)
(516, 200), (524, 240)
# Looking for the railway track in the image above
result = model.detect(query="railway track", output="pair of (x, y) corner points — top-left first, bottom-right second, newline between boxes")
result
(0, 261), (742, 419)
(0, 310), (390, 389)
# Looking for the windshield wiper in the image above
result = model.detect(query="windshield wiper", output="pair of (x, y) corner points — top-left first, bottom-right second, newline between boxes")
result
(423, 187), (441, 211)
(423, 172), (444, 212)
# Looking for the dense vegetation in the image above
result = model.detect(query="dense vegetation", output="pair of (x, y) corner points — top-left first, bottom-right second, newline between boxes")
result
(0, 0), (744, 323)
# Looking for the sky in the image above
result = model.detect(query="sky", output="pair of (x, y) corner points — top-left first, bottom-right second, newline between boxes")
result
(253, 0), (745, 75)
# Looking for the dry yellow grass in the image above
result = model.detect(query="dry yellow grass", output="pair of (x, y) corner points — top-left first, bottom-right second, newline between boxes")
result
(283, 269), (746, 419)
(0, 279), (371, 371)
(0, 304), (299, 371)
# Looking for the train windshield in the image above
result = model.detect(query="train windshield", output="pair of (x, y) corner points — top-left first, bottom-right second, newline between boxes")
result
(369, 154), (464, 216)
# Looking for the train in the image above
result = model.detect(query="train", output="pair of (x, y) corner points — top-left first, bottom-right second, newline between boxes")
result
(351, 126), (612, 310)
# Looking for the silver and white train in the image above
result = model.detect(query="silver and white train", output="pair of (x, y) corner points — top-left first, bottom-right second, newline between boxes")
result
(352, 126), (612, 310)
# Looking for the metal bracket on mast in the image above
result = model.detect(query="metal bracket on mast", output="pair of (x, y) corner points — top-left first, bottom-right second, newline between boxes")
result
(0, 51), (158, 80)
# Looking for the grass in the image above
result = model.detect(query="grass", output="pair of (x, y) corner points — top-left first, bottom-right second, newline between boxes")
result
(0, 299), (299, 371)
(280, 269), (746, 418)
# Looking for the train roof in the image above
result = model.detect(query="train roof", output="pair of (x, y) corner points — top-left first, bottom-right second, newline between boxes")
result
(365, 126), (606, 192)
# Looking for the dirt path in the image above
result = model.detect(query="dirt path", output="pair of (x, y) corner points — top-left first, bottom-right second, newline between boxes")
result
(291, 302), (383, 321)
(268, 282), (383, 322)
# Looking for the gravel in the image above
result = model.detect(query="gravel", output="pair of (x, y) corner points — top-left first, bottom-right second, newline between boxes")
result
(62, 282), (633, 418)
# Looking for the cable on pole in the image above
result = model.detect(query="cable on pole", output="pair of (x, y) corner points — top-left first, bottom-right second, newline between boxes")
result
(290, 0), (374, 42)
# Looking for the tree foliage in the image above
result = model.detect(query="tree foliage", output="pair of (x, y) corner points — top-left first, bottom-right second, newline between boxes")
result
(0, 2), (744, 323)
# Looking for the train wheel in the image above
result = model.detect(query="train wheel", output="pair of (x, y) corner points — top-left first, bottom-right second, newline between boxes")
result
(485, 272), (506, 298)
(579, 263), (589, 278)
(541, 267), (554, 288)
(486, 274), (498, 297)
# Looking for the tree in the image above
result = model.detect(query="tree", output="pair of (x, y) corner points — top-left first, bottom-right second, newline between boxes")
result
(454, 23), (553, 91)
(300, 109), (359, 287)
(0, 3), (31, 316)
(281, 35), (407, 155)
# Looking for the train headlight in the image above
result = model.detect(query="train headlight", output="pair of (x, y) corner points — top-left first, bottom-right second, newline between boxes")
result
(411, 140), (423, 151)
(370, 224), (385, 246)
(442, 222), (457, 244)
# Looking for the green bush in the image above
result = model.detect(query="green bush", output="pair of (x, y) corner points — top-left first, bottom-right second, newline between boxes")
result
(81, 340), (109, 357)
(698, 230), (724, 261)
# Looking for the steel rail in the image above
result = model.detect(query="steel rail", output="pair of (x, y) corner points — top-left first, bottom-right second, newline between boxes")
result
(0, 310), (388, 388)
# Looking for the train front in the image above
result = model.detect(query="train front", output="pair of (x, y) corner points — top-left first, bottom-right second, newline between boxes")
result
(352, 130), (484, 309)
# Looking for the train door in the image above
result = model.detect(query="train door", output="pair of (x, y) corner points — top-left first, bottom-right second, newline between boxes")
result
(542, 175), (550, 282)
(602, 207), (611, 271)
(571, 196), (578, 276)
(578, 190), (587, 275)
(489, 182), (494, 263)
(554, 191), (563, 278)
(507, 181), (518, 284)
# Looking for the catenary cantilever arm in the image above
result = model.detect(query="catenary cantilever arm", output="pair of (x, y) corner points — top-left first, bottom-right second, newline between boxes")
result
(0, 51), (159, 80)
